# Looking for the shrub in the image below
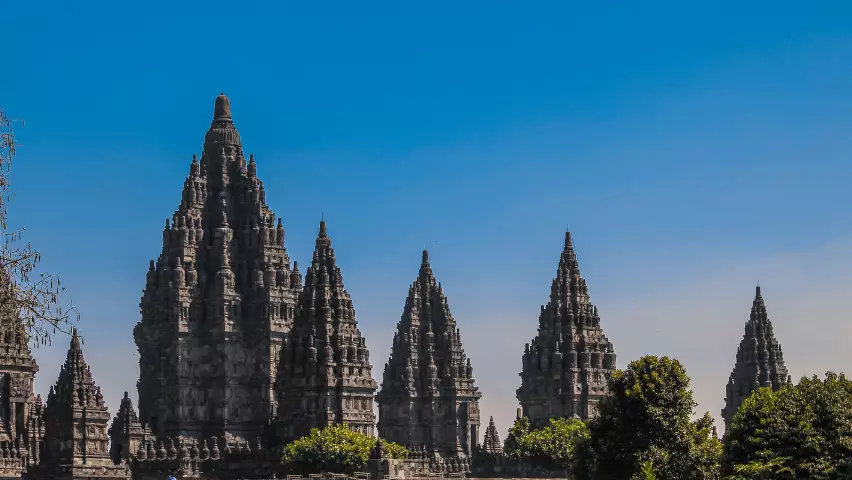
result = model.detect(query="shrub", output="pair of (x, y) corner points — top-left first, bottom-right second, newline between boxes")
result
(283, 424), (408, 474)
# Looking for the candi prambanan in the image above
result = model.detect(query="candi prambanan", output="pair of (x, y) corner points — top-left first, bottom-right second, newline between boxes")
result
(0, 95), (791, 479)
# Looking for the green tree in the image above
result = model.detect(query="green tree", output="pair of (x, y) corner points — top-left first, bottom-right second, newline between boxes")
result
(723, 372), (852, 479)
(282, 424), (408, 474)
(503, 415), (531, 458)
(577, 355), (721, 480)
(513, 417), (589, 470)
(726, 456), (794, 480)
(631, 460), (658, 480)
(0, 108), (77, 344)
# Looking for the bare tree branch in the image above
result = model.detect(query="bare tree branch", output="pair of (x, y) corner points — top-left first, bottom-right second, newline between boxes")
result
(0, 108), (78, 346)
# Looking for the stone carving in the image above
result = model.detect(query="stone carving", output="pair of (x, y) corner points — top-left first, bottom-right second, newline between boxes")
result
(482, 416), (501, 454)
(0, 308), (41, 477)
(721, 286), (792, 432)
(376, 250), (481, 462)
(133, 93), (301, 443)
(275, 220), (378, 441)
(24, 330), (131, 479)
(516, 232), (617, 426)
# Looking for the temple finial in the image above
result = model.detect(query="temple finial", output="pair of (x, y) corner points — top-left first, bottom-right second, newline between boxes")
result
(319, 219), (327, 236)
(214, 93), (231, 120)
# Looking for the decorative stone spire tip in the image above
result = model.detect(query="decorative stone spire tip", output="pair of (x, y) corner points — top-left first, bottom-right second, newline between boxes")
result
(214, 93), (231, 120)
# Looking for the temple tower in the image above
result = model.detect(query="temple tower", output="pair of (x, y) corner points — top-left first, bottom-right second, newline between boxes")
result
(376, 250), (481, 458)
(108, 392), (152, 465)
(134, 94), (301, 443)
(482, 417), (501, 454)
(27, 330), (130, 479)
(0, 312), (41, 475)
(516, 232), (616, 427)
(275, 221), (377, 441)
(721, 286), (792, 431)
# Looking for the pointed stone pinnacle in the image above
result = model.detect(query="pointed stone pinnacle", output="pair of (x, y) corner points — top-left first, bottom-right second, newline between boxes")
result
(214, 93), (231, 120)
(722, 285), (790, 432)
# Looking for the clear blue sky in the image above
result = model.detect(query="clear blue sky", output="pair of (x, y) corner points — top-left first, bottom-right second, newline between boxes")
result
(4, 1), (852, 434)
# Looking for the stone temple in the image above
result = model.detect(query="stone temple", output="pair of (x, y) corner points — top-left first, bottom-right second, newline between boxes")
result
(721, 286), (792, 431)
(516, 232), (616, 426)
(0, 93), (798, 479)
(275, 220), (377, 441)
(376, 250), (481, 460)
(134, 93), (302, 443)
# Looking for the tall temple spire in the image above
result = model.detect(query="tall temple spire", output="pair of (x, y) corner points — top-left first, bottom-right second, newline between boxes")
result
(0, 303), (40, 475)
(108, 392), (152, 466)
(135, 94), (301, 443)
(517, 231), (616, 426)
(276, 220), (377, 441)
(722, 285), (792, 431)
(35, 329), (128, 477)
(377, 250), (481, 459)
(482, 416), (502, 454)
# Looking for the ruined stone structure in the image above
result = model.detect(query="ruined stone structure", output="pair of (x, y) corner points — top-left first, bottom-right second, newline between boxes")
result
(517, 232), (616, 426)
(0, 314), (42, 478)
(275, 220), (377, 441)
(108, 392), (152, 466)
(482, 417), (501, 454)
(721, 286), (792, 431)
(25, 330), (130, 480)
(376, 251), (481, 459)
(134, 93), (301, 443)
(11, 93), (806, 480)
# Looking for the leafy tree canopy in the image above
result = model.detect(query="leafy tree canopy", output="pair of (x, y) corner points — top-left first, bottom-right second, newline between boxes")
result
(503, 416), (589, 470)
(283, 424), (407, 474)
(578, 355), (721, 480)
(503, 415), (531, 458)
(723, 372), (852, 479)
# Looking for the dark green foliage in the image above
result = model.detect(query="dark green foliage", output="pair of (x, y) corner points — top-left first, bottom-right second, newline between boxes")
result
(503, 416), (531, 458)
(503, 416), (589, 470)
(578, 355), (721, 480)
(723, 372), (852, 479)
(283, 424), (408, 474)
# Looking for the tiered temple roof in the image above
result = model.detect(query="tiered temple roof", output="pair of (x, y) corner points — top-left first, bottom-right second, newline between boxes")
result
(31, 330), (130, 479)
(482, 417), (501, 454)
(275, 221), (377, 441)
(134, 94), (301, 442)
(377, 250), (481, 458)
(109, 392), (153, 465)
(517, 232), (616, 426)
(721, 286), (792, 431)
(0, 312), (40, 476)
